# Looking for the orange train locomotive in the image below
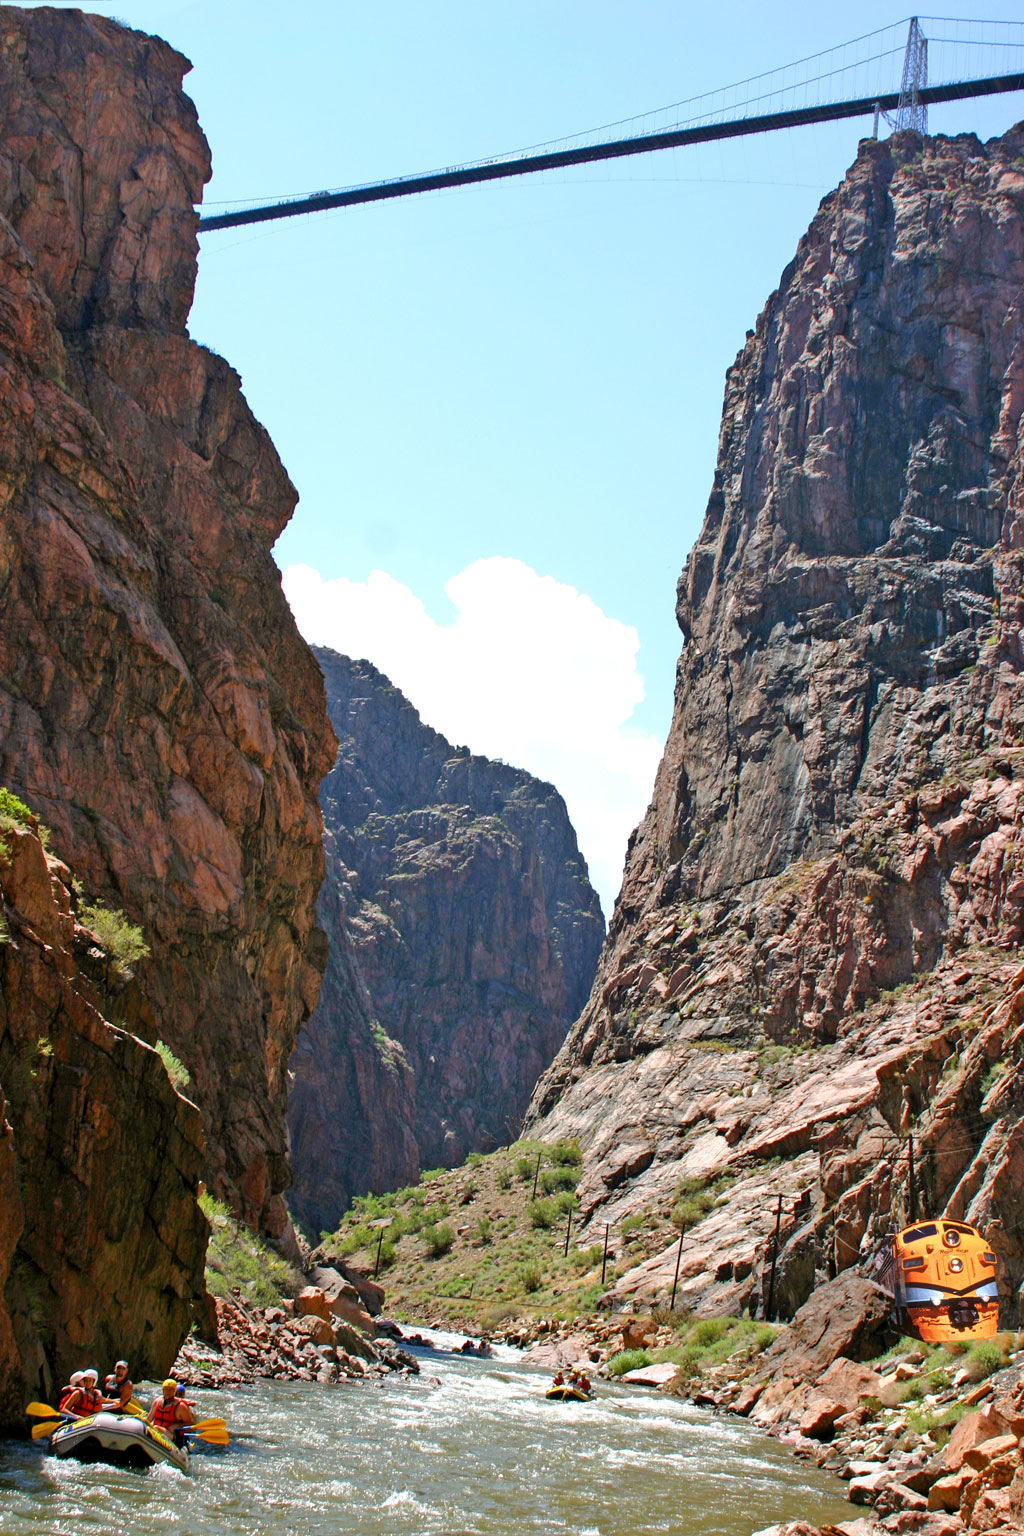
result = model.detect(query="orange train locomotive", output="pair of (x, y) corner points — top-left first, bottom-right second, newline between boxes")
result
(873, 1218), (999, 1343)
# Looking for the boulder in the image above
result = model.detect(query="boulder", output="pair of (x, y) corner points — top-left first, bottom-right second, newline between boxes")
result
(849, 1469), (895, 1505)
(296, 1287), (332, 1323)
(962, 1434), (1019, 1472)
(966, 1486), (1012, 1530)
(733, 1381), (765, 1416)
(817, 1358), (883, 1412)
(873, 1483), (928, 1517)
(757, 1277), (892, 1386)
(621, 1363), (679, 1388)
(799, 1397), (847, 1440)
(942, 1409), (1014, 1473)
(333, 1320), (378, 1363)
(327, 1286), (375, 1334)
(927, 1472), (973, 1512)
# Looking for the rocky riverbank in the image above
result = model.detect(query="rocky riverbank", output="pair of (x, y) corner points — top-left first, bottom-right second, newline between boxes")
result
(172, 1266), (419, 1388)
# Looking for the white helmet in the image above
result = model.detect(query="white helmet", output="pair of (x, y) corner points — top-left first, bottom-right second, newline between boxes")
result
(69, 1371), (84, 1386)
(82, 1368), (98, 1382)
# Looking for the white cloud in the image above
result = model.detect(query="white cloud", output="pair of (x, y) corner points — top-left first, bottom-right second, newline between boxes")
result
(282, 556), (663, 915)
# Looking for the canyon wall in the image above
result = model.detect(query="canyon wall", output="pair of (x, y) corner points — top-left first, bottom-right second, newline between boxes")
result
(527, 125), (1024, 1321)
(288, 651), (604, 1233)
(0, 815), (205, 1428)
(0, 6), (333, 1250)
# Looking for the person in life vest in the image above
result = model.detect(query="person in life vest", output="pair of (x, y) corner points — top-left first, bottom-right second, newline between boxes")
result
(65, 1368), (102, 1416)
(102, 1359), (134, 1412)
(147, 1378), (193, 1446)
(58, 1371), (85, 1412)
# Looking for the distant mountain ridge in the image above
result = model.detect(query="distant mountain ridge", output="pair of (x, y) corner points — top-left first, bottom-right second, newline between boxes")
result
(287, 650), (604, 1233)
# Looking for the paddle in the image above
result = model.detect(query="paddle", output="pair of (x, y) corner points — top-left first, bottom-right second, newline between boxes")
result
(31, 1418), (65, 1439)
(26, 1402), (64, 1419)
(186, 1426), (230, 1446)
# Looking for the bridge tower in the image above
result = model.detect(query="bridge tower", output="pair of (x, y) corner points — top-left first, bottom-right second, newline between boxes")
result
(896, 17), (928, 133)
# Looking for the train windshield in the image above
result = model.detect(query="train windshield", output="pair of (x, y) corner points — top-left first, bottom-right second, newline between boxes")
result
(902, 1223), (938, 1242)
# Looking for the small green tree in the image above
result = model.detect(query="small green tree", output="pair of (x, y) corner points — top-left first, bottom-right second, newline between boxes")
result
(78, 902), (150, 977)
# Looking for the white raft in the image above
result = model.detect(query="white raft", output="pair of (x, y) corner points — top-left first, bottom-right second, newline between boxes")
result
(49, 1411), (188, 1472)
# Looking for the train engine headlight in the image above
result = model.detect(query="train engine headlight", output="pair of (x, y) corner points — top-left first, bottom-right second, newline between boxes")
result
(943, 1230), (961, 1248)
(948, 1257), (964, 1273)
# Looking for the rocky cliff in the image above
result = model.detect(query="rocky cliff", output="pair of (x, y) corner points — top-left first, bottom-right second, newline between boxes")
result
(527, 125), (1024, 1321)
(288, 651), (604, 1233)
(0, 811), (206, 1429)
(0, 7), (333, 1244)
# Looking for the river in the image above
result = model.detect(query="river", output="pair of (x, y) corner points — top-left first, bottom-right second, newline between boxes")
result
(1, 1334), (851, 1535)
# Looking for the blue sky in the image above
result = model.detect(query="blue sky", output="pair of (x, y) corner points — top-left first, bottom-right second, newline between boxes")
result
(27, 2), (1024, 908)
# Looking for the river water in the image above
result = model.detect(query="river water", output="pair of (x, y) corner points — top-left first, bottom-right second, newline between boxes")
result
(1, 1335), (850, 1535)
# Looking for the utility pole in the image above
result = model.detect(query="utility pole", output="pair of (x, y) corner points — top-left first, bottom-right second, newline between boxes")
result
(765, 1194), (784, 1323)
(908, 1133), (917, 1224)
(670, 1226), (685, 1312)
(563, 1203), (573, 1258)
(601, 1224), (610, 1286)
(531, 1153), (542, 1202)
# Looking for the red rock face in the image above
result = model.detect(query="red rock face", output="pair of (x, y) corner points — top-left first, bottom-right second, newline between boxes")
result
(528, 126), (1024, 1316)
(287, 653), (604, 1233)
(0, 8), (333, 1236)
(0, 818), (206, 1430)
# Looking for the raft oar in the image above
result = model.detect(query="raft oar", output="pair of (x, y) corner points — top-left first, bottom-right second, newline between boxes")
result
(31, 1417), (66, 1439)
(185, 1425), (230, 1446)
(26, 1402), (65, 1419)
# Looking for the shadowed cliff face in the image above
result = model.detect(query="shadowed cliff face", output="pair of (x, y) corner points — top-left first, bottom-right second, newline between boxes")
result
(0, 7), (334, 1238)
(287, 652), (604, 1234)
(528, 126), (1024, 1320)
(0, 818), (206, 1430)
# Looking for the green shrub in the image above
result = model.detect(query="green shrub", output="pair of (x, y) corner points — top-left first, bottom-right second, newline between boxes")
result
(692, 1317), (727, 1347)
(965, 1340), (1004, 1382)
(496, 1167), (513, 1191)
(621, 1212), (645, 1236)
(540, 1165), (578, 1195)
(423, 1222), (454, 1257)
(0, 787), (34, 831)
(200, 1192), (300, 1306)
(338, 1223), (373, 1254)
(753, 1324), (776, 1350)
(606, 1348), (652, 1377)
(528, 1199), (556, 1229)
(475, 1216), (492, 1245)
(515, 1156), (536, 1181)
(78, 902), (150, 975)
(155, 1040), (190, 1091)
(551, 1138), (583, 1167)
(519, 1263), (542, 1293)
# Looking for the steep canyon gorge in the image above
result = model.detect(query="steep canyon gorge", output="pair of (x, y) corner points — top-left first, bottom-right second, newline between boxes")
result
(528, 124), (1024, 1325)
(287, 650), (604, 1235)
(2, 0), (1024, 1448)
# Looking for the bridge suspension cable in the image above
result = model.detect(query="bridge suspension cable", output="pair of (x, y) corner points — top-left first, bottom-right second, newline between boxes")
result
(199, 17), (1024, 234)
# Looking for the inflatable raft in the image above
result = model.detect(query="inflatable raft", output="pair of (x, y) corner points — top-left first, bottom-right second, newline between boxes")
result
(49, 1411), (188, 1472)
(545, 1385), (593, 1401)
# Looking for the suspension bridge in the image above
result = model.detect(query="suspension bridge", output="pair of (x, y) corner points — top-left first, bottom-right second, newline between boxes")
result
(199, 17), (1024, 233)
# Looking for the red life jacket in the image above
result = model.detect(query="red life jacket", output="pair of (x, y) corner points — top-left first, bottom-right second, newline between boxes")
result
(78, 1387), (102, 1414)
(57, 1386), (74, 1411)
(150, 1398), (179, 1431)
